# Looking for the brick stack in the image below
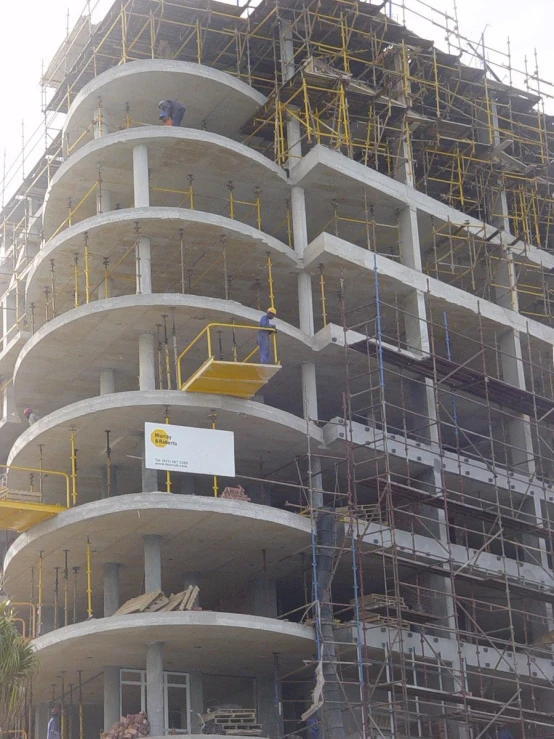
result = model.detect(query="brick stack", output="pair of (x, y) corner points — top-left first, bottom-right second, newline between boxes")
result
(220, 486), (251, 502)
(103, 713), (149, 739)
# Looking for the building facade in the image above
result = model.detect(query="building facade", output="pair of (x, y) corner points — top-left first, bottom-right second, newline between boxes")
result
(1, 1), (554, 738)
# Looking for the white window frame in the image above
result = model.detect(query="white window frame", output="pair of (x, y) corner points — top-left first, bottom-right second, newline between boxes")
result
(119, 669), (190, 734)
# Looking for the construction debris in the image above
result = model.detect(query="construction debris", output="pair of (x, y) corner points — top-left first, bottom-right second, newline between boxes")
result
(202, 709), (262, 735)
(102, 712), (149, 739)
(114, 586), (200, 616)
(220, 485), (250, 502)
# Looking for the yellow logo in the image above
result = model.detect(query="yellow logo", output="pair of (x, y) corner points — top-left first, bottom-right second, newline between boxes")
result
(151, 429), (170, 448)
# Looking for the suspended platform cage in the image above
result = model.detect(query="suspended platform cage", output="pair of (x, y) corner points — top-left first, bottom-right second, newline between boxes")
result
(178, 323), (281, 400)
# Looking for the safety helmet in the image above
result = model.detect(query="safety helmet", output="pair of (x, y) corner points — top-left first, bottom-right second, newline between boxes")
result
(23, 408), (32, 416)
(267, 307), (276, 314)
(158, 100), (166, 109)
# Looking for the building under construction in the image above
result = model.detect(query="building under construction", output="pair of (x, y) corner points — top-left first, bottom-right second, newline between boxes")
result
(1, 0), (554, 737)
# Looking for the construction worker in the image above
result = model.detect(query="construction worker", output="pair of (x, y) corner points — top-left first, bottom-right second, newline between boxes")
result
(258, 307), (276, 364)
(47, 706), (60, 739)
(158, 100), (185, 127)
(23, 408), (39, 426)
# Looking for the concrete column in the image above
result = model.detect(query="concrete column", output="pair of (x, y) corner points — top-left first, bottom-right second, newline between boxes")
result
(133, 145), (150, 208)
(188, 673), (204, 734)
(142, 453), (158, 493)
(249, 576), (277, 618)
(96, 189), (113, 214)
(257, 676), (281, 739)
(2, 378), (16, 420)
(100, 368), (115, 396)
(34, 703), (50, 739)
(182, 572), (200, 607)
(2, 291), (16, 349)
(136, 236), (152, 294)
(280, 21), (302, 168)
(103, 562), (120, 617)
(146, 641), (164, 737)
(291, 187), (314, 335)
(103, 666), (120, 732)
(498, 329), (535, 474)
(144, 534), (162, 592)
(301, 362), (323, 507)
(139, 332), (156, 390)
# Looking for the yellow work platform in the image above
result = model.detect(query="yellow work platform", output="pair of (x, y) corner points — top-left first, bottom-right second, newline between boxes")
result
(0, 499), (66, 533)
(181, 357), (281, 399)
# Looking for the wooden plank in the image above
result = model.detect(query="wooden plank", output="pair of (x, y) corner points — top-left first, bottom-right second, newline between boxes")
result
(159, 593), (184, 612)
(114, 590), (163, 616)
(178, 586), (193, 611)
(146, 595), (170, 612)
(182, 585), (200, 610)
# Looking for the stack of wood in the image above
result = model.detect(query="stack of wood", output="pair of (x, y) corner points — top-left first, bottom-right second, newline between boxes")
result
(202, 708), (262, 736)
(352, 593), (408, 627)
(103, 712), (149, 739)
(221, 485), (251, 502)
(114, 586), (200, 615)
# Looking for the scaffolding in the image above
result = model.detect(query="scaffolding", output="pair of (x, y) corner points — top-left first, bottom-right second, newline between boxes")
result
(3, 1), (554, 738)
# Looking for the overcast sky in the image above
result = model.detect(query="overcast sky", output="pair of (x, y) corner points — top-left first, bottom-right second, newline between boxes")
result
(0, 0), (551, 201)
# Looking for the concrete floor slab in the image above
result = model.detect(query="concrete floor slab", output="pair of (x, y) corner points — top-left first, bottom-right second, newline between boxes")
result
(63, 60), (266, 152)
(4, 492), (311, 610)
(43, 128), (288, 240)
(30, 612), (315, 702)
(6, 390), (325, 499)
(26, 207), (298, 316)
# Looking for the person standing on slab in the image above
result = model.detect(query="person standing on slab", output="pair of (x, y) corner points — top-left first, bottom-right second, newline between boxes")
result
(23, 408), (39, 425)
(258, 307), (277, 364)
(47, 706), (60, 739)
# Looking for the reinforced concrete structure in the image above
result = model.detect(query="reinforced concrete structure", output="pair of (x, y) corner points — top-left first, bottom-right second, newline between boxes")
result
(1, 1), (554, 738)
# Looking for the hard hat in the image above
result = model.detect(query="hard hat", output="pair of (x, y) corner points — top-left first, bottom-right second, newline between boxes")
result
(158, 100), (166, 109)
(267, 307), (276, 314)
(23, 408), (32, 416)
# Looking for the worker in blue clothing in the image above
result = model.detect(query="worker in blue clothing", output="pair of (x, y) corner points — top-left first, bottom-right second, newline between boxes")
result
(258, 307), (276, 364)
(47, 706), (60, 739)
(497, 726), (515, 739)
(158, 99), (186, 126)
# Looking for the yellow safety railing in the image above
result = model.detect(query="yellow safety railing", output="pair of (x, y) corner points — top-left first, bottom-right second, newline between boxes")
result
(176, 322), (278, 389)
(0, 464), (72, 508)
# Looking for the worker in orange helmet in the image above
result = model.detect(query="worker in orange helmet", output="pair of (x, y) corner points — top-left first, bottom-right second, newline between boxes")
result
(23, 408), (39, 426)
(258, 307), (276, 364)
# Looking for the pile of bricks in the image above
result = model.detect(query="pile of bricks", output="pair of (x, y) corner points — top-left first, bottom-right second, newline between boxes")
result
(220, 485), (251, 502)
(103, 712), (149, 739)
(202, 708), (262, 735)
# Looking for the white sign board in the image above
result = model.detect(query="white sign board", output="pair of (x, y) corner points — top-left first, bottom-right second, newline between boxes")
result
(144, 422), (235, 476)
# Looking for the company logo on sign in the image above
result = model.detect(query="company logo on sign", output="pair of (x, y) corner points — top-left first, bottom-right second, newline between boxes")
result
(150, 428), (177, 448)
(145, 422), (235, 476)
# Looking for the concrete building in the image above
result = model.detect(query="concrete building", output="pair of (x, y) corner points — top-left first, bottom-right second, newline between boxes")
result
(1, 1), (554, 738)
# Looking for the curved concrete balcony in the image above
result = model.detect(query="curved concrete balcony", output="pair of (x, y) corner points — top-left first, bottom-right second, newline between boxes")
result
(43, 128), (288, 241)
(25, 207), (299, 329)
(14, 294), (317, 414)
(4, 492), (311, 611)
(7, 389), (324, 501)
(63, 59), (266, 154)
(30, 612), (315, 703)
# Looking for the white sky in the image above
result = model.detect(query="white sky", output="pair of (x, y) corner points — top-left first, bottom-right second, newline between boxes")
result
(0, 0), (551, 201)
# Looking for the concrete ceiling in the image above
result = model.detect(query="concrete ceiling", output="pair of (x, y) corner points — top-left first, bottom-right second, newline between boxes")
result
(63, 60), (266, 153)
(6, 390), (326, 499)
(4, 493), (312, 610)
(43, 129), (288, 240)
(30, 612), (315, 702)
(26, 208), (298, 323)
